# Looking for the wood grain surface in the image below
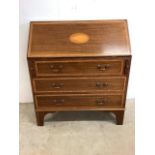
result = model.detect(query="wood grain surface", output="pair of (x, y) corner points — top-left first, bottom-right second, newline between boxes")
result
(27, 20), (132, 126)
(28, 20), (131, 58)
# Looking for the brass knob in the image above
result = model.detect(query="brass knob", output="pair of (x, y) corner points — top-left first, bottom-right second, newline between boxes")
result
(97, 64), (111, 71)
(52, 99), (65, 104)
(96, 82), (108, 88)
(96, 98), (105, 105)
(96, 82), (102, 88)
(60, 99), (65, 103)
(49, 64), (63, 72)
(53, 99), (57, 103)
(52, 83), (64, 89)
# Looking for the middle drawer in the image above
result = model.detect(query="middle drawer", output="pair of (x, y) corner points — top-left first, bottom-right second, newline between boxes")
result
(33, 77), (126, 93)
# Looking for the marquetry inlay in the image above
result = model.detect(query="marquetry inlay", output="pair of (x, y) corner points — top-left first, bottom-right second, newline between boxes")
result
(69, 33), (90, 44)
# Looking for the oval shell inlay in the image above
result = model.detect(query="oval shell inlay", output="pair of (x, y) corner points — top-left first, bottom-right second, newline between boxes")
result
(69, 33), (90, 44)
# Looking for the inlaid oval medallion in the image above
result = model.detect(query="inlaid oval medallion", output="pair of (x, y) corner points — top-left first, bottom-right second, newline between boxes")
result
(69, 33), (90, 44)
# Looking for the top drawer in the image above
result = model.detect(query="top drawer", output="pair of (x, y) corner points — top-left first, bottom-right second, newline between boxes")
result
(35, 59), (124, 77)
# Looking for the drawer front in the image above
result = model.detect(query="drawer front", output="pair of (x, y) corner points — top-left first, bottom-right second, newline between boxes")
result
(35, 94), (123, 108)
(33, 77), (126, 93)
(35, 60), (124, 76)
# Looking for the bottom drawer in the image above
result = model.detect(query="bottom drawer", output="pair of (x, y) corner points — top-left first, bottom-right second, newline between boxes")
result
(35, 94), (123, 108)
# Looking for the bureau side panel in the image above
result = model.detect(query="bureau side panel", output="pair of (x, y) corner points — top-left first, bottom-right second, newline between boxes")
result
(122, 56), (132, 107)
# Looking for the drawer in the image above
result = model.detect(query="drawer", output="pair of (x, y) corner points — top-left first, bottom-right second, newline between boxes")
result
(35, 94), (123, 108)
(33, 77), (126, 93)
(35, 59), (124, 76)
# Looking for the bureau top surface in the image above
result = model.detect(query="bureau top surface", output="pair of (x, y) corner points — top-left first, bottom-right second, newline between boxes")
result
(28, 20), (131, 58)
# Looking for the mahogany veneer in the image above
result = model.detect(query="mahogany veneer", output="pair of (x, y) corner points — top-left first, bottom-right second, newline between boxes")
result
(27, 20), (131, 126)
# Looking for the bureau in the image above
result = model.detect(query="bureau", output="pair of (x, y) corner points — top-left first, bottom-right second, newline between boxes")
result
(27, 20), (131, 126)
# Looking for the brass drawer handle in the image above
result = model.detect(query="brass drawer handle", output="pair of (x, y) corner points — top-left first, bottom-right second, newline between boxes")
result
(97, 64), (111, 71)
(96, 98), (105, 105)
(49, 64), (63, 73)
(53, 99), (65, 104)
(51, 83), (64, 89)
(96, 82), (108, 88)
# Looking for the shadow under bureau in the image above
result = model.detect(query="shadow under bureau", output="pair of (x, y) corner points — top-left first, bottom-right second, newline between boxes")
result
(27, 20), (131, 126)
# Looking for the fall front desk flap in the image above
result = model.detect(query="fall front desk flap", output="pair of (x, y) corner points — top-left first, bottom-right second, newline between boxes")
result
(28, 20), (131, 58)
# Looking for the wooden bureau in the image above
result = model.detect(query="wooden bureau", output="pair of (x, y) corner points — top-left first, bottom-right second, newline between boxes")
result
(27, 20), (131, 126)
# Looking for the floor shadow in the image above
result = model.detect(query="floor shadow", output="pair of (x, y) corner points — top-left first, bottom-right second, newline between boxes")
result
(44, 111), (115, 123)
